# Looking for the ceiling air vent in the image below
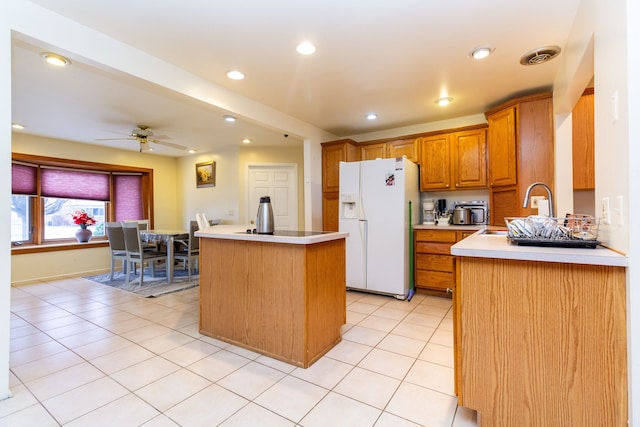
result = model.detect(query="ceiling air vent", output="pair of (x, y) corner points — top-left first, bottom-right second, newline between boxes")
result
(519, 46), (561, 65)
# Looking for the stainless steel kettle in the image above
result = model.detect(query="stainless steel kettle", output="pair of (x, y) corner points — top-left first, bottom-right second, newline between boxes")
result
(255, 196), (275, 234)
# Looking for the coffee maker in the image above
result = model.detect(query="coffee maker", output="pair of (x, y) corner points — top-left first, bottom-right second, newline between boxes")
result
(423, 199), (436, 224)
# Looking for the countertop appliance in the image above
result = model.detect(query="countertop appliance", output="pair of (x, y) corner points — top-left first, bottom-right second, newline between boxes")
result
(339, 158), (419, 299)
(451, 200), (489, 225)
(255, 196), (274, 234)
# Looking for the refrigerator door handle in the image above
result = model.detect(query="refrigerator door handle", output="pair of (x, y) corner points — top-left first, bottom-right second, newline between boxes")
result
(359, 219), (367, 288)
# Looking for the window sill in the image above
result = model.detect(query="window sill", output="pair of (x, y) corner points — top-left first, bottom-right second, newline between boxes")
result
(11, 240), (109, 255)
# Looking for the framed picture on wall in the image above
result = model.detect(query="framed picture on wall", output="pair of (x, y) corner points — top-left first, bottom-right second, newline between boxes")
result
(196, 161), (216, 188)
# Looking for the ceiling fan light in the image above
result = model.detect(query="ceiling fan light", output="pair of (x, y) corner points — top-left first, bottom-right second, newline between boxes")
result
(40, 52), (71, 67)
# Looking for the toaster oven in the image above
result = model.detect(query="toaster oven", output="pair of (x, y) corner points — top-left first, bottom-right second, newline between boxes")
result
(451, 201), (489, 225)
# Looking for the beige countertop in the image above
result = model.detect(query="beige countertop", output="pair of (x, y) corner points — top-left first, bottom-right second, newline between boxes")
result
(414, 224), (484, 231)
(451, 229), (628, 267)
(195, 224), (348, 245)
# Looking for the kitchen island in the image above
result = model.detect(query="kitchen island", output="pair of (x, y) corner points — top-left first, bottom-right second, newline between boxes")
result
(195, 225), (348, 368)
(451, 231), (628, 426)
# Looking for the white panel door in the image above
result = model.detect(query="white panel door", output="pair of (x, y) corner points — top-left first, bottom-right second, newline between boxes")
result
(247, 164), (297, 230)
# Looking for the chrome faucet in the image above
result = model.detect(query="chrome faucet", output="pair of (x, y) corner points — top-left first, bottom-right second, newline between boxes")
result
(523, 182), (555, 217)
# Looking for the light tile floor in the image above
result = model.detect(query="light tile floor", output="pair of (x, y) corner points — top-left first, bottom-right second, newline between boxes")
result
(3, 277), (478, 426)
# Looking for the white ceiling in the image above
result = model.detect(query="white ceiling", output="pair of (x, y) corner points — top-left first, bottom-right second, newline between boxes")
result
(11, 0), (582, 157)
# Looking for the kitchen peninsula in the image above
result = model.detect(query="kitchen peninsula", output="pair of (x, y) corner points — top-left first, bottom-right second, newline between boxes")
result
(451, 232), (628, 426)
(195, 225), (348, 368)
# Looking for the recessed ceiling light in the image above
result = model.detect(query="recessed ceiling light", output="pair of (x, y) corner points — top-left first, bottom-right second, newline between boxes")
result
(11, 123), (25, 130)
(40, 52), (71, 67)
(188, 149), (197, 154)
(436, 97), (453, 106)
(223, 115), (237, 122)
(226, 70), (245, 80)
(242, 138), (252, 144)
(365, 113), (378, 120)
(296, 41), (316, 55)
(469, 46), (494, 60)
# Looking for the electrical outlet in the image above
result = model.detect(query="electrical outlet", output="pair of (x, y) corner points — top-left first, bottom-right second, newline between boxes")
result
(602, 197), (611, 225)
(530, 196), (545, 208)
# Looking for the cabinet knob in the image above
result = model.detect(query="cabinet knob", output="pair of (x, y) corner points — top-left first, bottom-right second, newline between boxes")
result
(446, 184), (450, 188)
(456, 183), (459, 187)
(446, 288), (453, 294)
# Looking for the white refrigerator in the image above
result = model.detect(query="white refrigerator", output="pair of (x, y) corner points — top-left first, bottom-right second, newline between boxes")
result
(338, 158), (419, 299)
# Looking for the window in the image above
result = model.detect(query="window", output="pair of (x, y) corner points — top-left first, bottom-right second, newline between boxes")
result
(11, 153), (154, 250)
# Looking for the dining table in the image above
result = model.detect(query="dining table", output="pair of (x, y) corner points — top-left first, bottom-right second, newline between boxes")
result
(139, 229), (189, 284)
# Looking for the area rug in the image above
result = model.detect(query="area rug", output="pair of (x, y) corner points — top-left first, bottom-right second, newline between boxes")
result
(83, 266), (199, 298)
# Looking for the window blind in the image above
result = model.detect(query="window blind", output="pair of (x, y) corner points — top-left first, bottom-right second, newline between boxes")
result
(11, 162), (37, 195)
(41, 168), (110, 201)
(113, 174), (143, 221)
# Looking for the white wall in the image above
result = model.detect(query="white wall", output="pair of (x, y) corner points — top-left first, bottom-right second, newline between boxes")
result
(175, 144), (305, 228)
(0, 6), (12, 399)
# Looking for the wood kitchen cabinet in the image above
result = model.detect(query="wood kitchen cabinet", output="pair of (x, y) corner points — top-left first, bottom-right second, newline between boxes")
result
(321, 139), (359, 231)
(413, 229), (474, 293)
(485, 92), (555, 225)
(387, 138), (420, 163)
(359, 138), (420, 163)
(572, 88), (595, 190)
(418, 126), (487, 192)
(360, 142), (387, 160)
(457, 257), (627, 425)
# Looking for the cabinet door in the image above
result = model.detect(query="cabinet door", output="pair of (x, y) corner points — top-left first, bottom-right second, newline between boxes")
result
(360, 143), (387, 160)
(388, 138), (419, 163)
(419, 134), (451, 191)
(487, 106), (517, 187)
(572, 90), (595, 190)
(322, 144), (347, 192)
(322, 192), (339, 231)
(452, 129), (487, 189)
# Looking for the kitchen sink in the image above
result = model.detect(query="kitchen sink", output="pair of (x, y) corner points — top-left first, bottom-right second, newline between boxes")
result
(480, 229), (509, 235)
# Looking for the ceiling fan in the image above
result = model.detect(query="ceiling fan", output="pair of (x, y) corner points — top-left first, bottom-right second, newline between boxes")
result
(96, 125), (188, 152)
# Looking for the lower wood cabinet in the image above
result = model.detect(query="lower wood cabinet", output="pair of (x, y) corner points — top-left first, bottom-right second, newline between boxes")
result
(414, 229), (474, 292)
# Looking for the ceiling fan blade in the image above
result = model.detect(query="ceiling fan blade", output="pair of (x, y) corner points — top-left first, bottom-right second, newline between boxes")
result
(149, 138), (187, 151)
(95, 137), (137, 141)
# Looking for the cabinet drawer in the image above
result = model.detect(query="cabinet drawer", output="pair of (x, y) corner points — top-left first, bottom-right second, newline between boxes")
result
(415, 230), (458, 243)
(415, 270), (454, 290)
(416, 254), (454, 272)
(415, 242), (454, 255)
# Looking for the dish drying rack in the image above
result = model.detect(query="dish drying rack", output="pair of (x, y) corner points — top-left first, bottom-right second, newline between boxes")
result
(505, 215), (600, 248)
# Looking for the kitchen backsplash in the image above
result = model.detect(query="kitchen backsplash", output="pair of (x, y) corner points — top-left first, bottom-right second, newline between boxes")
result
(420, 189), (490, 222)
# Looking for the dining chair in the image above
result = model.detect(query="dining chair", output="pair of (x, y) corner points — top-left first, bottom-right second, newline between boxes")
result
(173, 220), (200, 282)
(122, 222), (167, 287)
(105, 222), (129, 280)
(124, 219), (158, 251)
(195, 213), (209, 231)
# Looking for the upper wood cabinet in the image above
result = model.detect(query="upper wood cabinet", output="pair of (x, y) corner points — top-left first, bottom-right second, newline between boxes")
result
(572, 88), (595, 190)
(418, 127), (487, 191)
(321, 139), (359, 193)
(485, 93), (555, 225)
(487, 106), (517, 188)
(360, 142), (386, 160)
(387, 138), (420, 163)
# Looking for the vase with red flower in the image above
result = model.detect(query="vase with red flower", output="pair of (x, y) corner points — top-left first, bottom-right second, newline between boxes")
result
(71, 210), (96, 242)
